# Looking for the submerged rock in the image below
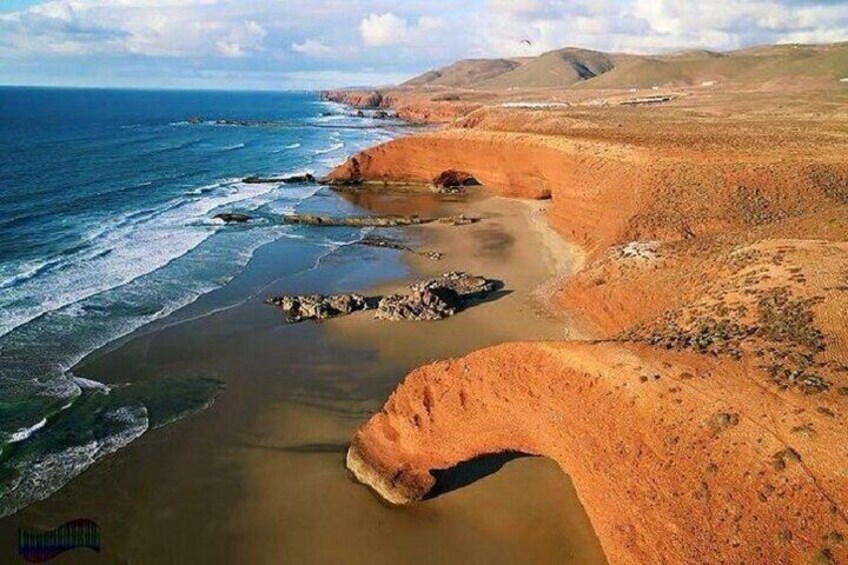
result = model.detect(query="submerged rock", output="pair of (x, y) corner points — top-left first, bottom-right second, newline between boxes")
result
(214, 213), (251, 223)
(282, 214), (427, 227)
(243, 173), (316, 184)
(267, 293), (371, 323)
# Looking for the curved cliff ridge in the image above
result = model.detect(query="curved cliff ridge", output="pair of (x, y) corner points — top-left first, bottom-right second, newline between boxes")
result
(348, 340), (848, 564)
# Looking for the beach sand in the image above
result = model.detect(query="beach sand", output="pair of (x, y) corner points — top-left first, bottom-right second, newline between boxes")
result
(0, 189), (605, 564)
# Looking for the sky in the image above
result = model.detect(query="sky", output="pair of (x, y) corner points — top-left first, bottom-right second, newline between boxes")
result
(0, 0), (846, 90)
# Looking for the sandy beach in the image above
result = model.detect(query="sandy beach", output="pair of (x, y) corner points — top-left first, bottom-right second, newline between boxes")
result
(0, 188), (605, 564)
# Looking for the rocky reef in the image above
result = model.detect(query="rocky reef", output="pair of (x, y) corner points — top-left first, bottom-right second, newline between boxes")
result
(213, 213), (251, 224)
(281, 213), (477, 228)
(242, 173), (315, 184)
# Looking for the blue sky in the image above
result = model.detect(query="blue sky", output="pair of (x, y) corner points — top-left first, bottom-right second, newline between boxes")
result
(0, 0), (846, 90)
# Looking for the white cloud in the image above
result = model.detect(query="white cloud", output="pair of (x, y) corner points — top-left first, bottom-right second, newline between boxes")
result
(359, 12), (445, 47)
(0, 1), (268, 57)
(215, 20), (266, 58)
(489, 0), (551, 17)
(475, 0), (848, 56)
(0, 0), (846, 89)
(291, 38), (333, 57)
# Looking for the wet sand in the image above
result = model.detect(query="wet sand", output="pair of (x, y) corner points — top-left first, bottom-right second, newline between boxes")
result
(0, 189), (605, 564)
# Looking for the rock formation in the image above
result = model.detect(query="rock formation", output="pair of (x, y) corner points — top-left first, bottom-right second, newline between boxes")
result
(356, 236), (443, 260)
(213, 213), (251, 223)
(281, 213), (477, 228)
(243, 173), (315, 184)
(267, 273), (498, 323)
(376, 272), (498, 321)
(266, 293), (370, 323)
(432, 170), (481, 193)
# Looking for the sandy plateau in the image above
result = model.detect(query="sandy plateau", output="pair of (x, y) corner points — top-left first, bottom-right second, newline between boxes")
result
(320, 43), (848, 565)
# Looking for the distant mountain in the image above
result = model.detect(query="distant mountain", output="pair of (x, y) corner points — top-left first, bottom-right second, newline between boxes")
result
(478, 48), (620, 89)
(401, 59), (521, 88)
(400, 42), (848, 90)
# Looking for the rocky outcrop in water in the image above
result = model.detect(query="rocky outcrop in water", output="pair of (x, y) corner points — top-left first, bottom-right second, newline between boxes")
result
(213, 213), (251, 223)
(243, 173), (315, 184)
(267, 272), (498, 323)
(357, 236), (443, 260)
(321, 90), (384, 108)
(186, 117), (280, 127)
(282, 213), (478, 228)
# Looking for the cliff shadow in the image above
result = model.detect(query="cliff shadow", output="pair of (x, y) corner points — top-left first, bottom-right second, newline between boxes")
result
(425, 451), (530, 500)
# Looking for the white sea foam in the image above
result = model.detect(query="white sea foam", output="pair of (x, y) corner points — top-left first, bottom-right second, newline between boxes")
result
(0, 406), (149, 519)
(314, 141), (345, 155)
(71, 376), (111, 393)
(0, 179), (279, 339)
(8, 419), (47, 443)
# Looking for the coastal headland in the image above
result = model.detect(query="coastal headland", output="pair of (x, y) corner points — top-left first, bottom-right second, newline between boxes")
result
(321, 43), (848, 564)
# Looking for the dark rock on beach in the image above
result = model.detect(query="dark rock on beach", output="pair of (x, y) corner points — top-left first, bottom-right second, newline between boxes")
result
(268, 272), (498, 323)
(357, 236), (443, 260)
(376, 272), (499, 321)
(433, 170), (481, 193)
(376, 287), (458, 321)
(267, 293), (371, 323)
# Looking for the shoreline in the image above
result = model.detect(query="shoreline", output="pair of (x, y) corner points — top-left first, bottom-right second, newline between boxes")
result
(325, 191), (585, 369)
(0, 115), (607, 563)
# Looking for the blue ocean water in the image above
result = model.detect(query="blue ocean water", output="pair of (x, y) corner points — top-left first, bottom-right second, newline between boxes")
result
(0, 87), (398, 517)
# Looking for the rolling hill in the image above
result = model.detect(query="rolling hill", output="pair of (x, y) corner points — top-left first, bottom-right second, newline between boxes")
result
(400, 42), (848, 90)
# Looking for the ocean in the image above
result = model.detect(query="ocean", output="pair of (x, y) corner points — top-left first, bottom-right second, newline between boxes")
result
(0, 87), (401, 518)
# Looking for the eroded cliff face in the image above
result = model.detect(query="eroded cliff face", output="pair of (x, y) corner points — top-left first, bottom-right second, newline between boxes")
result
(335, 95), (848, 563)
(348, 338), (848, 564)
(321, 89), (482, 123)
(326, 128), (848, 253)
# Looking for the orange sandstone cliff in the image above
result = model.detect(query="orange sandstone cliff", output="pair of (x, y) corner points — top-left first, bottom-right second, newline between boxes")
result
(327, 53), (848, 564)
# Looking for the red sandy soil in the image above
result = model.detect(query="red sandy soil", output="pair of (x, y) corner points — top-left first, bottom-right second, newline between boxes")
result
(325, 61), (848, 564)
